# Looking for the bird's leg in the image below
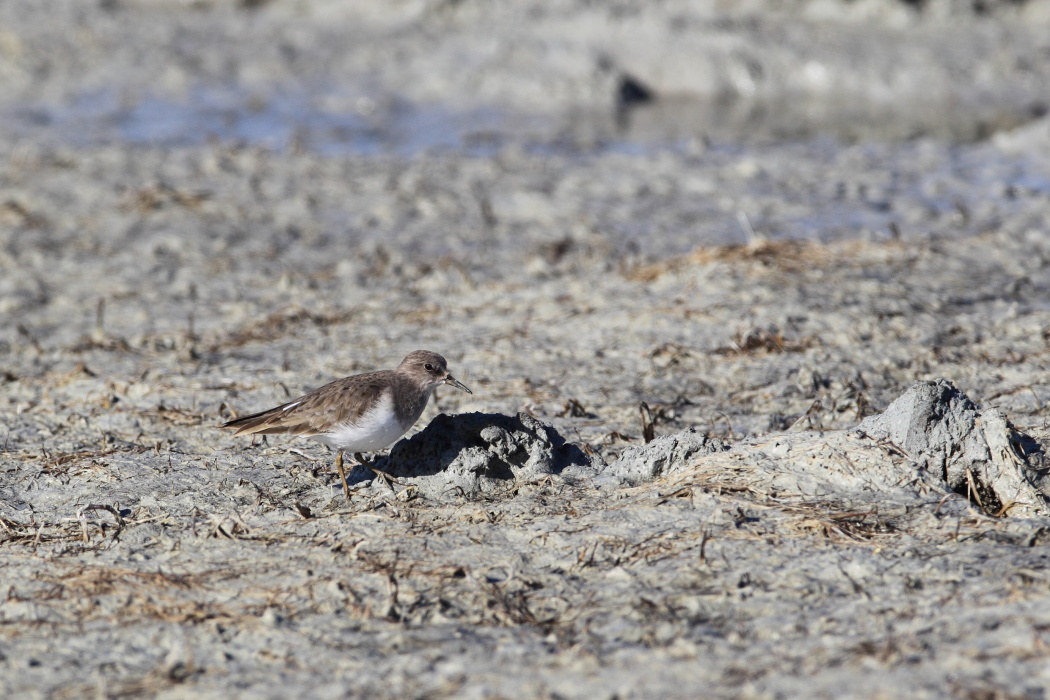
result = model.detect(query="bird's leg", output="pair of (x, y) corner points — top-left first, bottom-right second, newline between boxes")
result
(336, 449), (350, 500)
(354, 452), (374, 468)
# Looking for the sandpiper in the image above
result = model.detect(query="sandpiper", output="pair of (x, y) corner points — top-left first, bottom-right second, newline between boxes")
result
(222, 350), (471, 498)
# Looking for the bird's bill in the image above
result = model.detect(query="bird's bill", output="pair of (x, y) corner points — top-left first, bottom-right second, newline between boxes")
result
(443, 374), (472, 394)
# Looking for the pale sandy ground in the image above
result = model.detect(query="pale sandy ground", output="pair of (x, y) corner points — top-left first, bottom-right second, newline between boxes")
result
(4, 1), (1050, 698)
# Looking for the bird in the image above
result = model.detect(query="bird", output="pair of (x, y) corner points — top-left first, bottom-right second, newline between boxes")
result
(222, 350), (471, 498)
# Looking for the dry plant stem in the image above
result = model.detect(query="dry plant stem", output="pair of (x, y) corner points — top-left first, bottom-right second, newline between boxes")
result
(76, 504), (125, 543)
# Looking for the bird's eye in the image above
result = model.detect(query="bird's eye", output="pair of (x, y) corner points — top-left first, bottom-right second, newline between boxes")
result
(424, 363), (435, 371)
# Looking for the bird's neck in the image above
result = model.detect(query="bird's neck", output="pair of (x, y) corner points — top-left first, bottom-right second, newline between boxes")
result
(392, 381), (435, 428)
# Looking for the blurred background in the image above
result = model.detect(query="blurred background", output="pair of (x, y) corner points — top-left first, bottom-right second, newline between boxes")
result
(5, 0), (1050, 151)
(4, 0), (1050, 275)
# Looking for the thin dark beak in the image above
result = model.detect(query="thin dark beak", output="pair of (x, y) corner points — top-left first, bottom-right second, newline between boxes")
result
(443, 374), (472, 394)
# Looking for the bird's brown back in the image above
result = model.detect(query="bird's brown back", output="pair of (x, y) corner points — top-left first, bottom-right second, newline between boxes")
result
(222, 370), (395, 437)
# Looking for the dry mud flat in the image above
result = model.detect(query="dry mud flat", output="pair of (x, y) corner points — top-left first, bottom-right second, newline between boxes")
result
(3, 372), (1050, 700)
(5, 218), (1050, 699)
(6, 0), (1050, 698)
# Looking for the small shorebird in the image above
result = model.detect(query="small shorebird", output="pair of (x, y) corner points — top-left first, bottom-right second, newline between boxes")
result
(223, 350), (471, 498)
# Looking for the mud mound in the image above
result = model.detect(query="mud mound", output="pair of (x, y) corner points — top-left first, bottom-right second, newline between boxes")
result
(657, 379), (1049, 519)
(596, 430), (730, 486)
(348, 412), (589, 502)
(347, 381), (1048, 517)
(857, 379), (1049, 517)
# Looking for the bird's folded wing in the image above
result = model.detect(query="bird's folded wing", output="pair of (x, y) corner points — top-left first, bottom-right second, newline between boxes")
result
(223, 378), (387, 436)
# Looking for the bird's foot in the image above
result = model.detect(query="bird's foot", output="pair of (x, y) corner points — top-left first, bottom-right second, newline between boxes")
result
(354, 452), (377, 468)
(370, 467), (402, 489)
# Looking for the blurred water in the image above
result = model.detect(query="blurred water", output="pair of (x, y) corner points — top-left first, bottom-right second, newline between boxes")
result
(8, 80), (1050, 158)
(11, 78), (1046, 156)
(8, 86), (555, 157)
(7, 82), (1050, 255)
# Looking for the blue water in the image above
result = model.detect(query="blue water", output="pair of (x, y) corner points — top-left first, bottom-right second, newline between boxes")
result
(9, 82), (1050, 254)
(9, 85), (559, 157)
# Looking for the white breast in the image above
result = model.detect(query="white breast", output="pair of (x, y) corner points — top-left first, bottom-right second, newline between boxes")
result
(311, 392), (415, 453)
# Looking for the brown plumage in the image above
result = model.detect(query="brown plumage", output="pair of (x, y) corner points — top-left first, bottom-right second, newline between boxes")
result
(224, 376), (392, 438)
(223, 350), (471, 497)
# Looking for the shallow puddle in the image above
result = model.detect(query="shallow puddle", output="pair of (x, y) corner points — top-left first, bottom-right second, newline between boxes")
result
(6, 81), (1050, 256)
(9, 78), (1048, 157)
